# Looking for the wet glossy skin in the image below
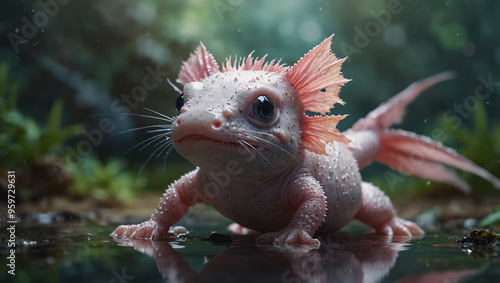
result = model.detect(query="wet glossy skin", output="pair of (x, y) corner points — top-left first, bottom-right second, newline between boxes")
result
(111, 68), (418, 245)
(111, 36), (498, 245)
(172, 70), (302, 174)
(171, 69), (363, 241)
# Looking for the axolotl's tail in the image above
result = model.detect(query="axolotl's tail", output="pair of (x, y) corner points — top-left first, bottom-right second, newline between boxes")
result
(345, 72), (500, 192)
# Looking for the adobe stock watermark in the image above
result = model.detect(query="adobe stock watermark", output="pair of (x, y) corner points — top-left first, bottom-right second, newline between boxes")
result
(384, 74), (500, 190)
(163, 136), (274, 220)
(339, 0), (403, 61)
(61, 64), (169, 172)
(202, 159), (243, 199)
(7, 0), (72, 54)
(109, 267), (135, 283)
(212, 0), (244, 21)
(188, 144), (258, 216)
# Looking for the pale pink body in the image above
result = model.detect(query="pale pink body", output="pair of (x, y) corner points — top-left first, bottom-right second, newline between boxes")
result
(112, 36), (499, 245)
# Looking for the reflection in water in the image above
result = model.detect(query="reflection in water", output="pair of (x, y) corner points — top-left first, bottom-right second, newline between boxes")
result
(5, 225), (489, 282)
(115, 233), (409, 283)
(395, 269), (481, 283)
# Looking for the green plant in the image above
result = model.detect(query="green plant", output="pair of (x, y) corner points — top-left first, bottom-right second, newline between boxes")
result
(438, 102), (500, 193)
(69, 156), (145, 204)
(0, 63), (83, 167)
(480, 205), (500, 228)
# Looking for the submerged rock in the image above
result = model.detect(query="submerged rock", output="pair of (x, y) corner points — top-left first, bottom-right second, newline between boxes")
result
(202, 232), (233, 244)
(455, 229), (500, 259)
(456, 229), (500, 246)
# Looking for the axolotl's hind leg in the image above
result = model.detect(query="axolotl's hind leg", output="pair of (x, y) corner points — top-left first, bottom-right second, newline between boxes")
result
(354, 182), (424, 239)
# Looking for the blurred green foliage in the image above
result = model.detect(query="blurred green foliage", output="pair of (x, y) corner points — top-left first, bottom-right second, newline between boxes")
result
(1, 0), (499, 201)
(69, 157), (144, 204)
(0, 62), (153, 204)
(480, 205), (500, 229)
(68, 155), (194, 203)
(0, 63), (83, 167)
(438, 102), (500, 192)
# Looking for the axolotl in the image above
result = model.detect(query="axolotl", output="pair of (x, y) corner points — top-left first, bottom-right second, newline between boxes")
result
(112, 35), (500, 245)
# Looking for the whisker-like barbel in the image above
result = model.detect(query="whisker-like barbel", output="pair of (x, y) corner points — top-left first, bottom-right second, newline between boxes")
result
(242, 132), (298, 162)
(107, 125), (170, 139)
(146, 127), (171, 134)
(144, 107), (176, 122)
(239, 135), (280, 177)
(91, 112), (175, 123)
(238, 139), (261, 172)
(138, 139), (173, 176)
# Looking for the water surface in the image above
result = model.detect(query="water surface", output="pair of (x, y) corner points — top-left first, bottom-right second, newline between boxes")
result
(1, 219), (499, 283)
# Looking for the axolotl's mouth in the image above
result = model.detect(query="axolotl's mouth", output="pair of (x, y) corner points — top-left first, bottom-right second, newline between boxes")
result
(175, 134), (262, 150)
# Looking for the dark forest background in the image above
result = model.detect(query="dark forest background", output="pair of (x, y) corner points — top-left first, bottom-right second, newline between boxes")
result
(1, 0), (499, 201)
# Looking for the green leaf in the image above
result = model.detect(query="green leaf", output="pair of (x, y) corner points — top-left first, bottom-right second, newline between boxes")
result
(5, 82), (20, 111)
(47, 99), (64, 133)
(473, 101), (487, 137)
(0, 63), (7, 100)
(479, 210), (500, 228)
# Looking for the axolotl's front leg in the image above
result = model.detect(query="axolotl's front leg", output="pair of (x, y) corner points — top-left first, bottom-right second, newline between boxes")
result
(111, 169), (204, 239)
(256, 172), (327, 246)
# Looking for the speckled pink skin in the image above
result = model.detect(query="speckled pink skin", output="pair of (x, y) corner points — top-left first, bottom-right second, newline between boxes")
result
(111, 38), (499, 246)
(111, 70), (421, 245)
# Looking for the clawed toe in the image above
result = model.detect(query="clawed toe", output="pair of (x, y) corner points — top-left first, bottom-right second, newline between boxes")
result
(110, 220), (163, 240)
(257, 227), (320, 248)
(375, 218), (424, 241)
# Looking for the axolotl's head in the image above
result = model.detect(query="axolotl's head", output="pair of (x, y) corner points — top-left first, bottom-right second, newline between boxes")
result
(171, 36), (350, 175)
(172, 69), (301, 173)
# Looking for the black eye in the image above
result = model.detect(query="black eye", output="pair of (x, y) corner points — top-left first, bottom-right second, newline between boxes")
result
(175, 93), (184, 112)
(253, 94), (275, 121)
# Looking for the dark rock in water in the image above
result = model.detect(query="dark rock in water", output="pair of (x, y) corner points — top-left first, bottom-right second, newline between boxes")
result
(202, 232), (233, 244)
(455, 229), (500, 259)
(456, 229), (500, 246)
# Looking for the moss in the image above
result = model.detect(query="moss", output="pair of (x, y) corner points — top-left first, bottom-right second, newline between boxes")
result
(456, 229), (500, 246)
(455, 229), (500, 259)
